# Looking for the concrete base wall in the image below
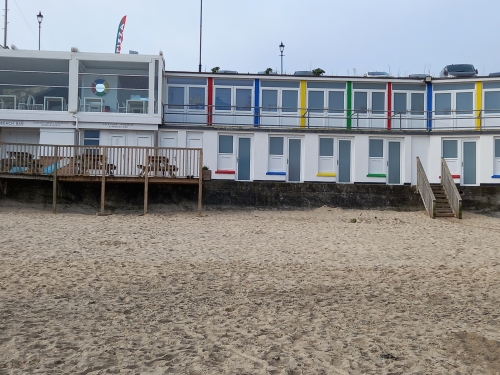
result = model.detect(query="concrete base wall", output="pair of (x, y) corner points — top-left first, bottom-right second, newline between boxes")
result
(0, 179), (499, 212)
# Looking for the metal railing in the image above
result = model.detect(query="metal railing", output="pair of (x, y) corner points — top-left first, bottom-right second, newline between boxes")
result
(0, 143), (201, 179)
(441, 158), (462, 219)
(163, 104), (494, 131)
(416, 157), (436, 218)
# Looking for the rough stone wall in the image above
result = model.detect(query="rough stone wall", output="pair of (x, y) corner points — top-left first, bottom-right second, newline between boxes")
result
(0, 179), (499, 212)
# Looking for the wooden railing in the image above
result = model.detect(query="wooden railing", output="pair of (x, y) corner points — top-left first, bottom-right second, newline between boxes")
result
(416, 157), (436, 218)
(0, 143), (202, 179)
(441, 157), (462, 219)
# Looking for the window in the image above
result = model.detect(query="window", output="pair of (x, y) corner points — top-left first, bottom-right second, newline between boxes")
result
(79, 60), (149, 114)
(442, 139), (459, 174)
(442, 140), (458, 158)
(372, 92), (385, 114)
(168, 86), (184, 109)
(394, 93), (407, 114)
(411, 93), (425, 116)
(219, 135), (233, 154)
(0, 57), (69, 112)
(435, 93), (451, 115)
(83, 130), (100, 146)
(262, 89), (298, 113)
(368, 139), (384, 174)
(354, 92), (368, 114)
(282, 90), (298, 112)
(308, 91), (324, 113)
(456, 92), (473, 115)
(328, 91), (344, 114)
(215, 88), (231, 111)
(235, 89), (252, 111)
(188, 87), (205, 110)
(166, 77), (207, 112)
(262, 90), (278, 112)
(484, 91), (500, 114)
(217, 135), (234, 171)
(318, 137), (334, 173)
(268, 136), (284, 172)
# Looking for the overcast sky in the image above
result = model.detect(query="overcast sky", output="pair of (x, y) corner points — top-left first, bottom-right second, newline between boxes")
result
(3, 0), (500, 76)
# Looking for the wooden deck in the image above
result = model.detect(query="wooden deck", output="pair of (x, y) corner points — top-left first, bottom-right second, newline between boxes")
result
(0, 143), (204, 214)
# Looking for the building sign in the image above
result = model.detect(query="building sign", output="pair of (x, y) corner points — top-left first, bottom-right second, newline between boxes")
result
(0, 120), (73, 128)
(79, 122), (158, 131)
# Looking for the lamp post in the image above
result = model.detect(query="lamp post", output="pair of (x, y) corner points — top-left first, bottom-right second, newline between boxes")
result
(37, 11), (43, 50)
(279, 41), (285, 75)
(198, 0), (202, 73)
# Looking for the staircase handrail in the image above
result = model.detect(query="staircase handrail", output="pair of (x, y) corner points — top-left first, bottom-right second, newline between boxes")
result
(416, 157), (436, 218)
(441, 158), (463, 219)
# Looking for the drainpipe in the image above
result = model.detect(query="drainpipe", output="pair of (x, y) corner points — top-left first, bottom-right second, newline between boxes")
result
(71, 112), (79, 145)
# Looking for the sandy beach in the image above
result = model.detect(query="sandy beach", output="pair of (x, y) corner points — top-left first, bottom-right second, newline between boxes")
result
(0, 204), (499, 374)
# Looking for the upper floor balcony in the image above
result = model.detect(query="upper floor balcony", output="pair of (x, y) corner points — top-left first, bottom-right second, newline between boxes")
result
(0, 49), (163, 126)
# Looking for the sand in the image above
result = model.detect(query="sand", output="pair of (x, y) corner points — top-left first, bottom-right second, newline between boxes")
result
(0, 204), (499, 374)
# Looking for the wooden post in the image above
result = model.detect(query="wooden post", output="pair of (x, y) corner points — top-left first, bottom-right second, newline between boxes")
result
(52, 146), (58, 214)
(144, 148), (149, 215)
(100, 147), (106, 214)
(198, 149), (203, 215)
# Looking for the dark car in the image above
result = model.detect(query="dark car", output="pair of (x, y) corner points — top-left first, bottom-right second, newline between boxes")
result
(489, 72), (500, 77)
(440, 64), (477, 78)
(408, 73), (429, 79)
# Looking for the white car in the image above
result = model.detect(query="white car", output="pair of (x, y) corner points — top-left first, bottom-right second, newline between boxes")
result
(363, 71), (391, 77)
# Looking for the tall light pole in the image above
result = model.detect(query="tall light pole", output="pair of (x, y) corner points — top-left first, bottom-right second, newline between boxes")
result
(279, 41), (285, 75)
(37, 11), (43, 50)
(3, 0), (8, 49)
(198, 0), (202, 72)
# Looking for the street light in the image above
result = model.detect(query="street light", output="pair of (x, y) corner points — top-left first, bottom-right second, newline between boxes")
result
(37, 11), (43, 50)
(279, 41), (285, 75)
(198, 0), (202, 72)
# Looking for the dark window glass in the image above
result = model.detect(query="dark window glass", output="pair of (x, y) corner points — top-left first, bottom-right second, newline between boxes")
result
(219, 135), (233, 153)
(319, 138), (334, 156)
(369, 139), (383, 158)
(215, 88), (231, 111)
(235, 89), (252, 111)
(442, 140), (458, 158)
(269, 137), (284, 155)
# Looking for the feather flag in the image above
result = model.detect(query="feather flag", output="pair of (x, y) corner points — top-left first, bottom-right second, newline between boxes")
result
(114, 16), (127, 54)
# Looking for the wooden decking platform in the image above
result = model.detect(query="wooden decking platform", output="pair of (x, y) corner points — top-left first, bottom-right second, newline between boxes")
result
(0, 143), (204, 214)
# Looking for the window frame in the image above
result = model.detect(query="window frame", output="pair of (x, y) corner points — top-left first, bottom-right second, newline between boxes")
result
(213, 85), (254, 114)
(434, 89), (474, 117)
(261, 87), (299, 114)
(167, 83), (207, 113)
(83, 130), (100, 146)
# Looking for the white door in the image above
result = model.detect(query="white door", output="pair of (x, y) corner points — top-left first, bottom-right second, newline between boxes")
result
(109, 133), (126, 176)
(160, 132), (178, 169)
(186, 132), (203, 148)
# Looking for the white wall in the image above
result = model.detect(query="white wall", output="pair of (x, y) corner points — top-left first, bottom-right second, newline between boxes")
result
(39, 129), (75, 145)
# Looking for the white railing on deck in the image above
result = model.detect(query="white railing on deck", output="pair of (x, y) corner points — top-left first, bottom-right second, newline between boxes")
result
(416, 157), (436, 218)
(441, 157), (462, 219)
(0, 143), (201, 179)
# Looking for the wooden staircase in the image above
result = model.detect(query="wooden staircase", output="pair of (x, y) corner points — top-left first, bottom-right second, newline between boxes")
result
(430, 184), (455, 217)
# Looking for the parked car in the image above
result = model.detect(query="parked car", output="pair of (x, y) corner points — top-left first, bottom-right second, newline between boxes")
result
(440, 64), (477, 78)
(363, 71), (391, 77)
(408, 73), (428, 79)
(489, 72), (500, 77)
